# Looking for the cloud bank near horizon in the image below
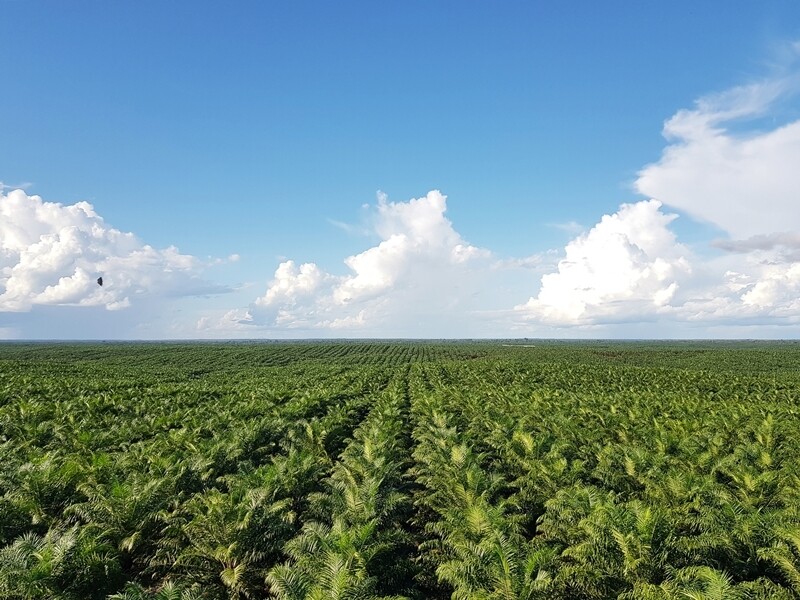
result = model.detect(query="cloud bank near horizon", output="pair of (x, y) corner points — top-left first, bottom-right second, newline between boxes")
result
(204, 192), (798, 337)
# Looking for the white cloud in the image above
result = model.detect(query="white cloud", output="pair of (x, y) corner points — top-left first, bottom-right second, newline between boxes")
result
(636, 73), (800, 239)
(206, 190), (493, 334)
(668, 253), (800, 325)
(327, 191), (490, 307)
(255, 260), (331, 307)
(741, 262), (800, 309)
(515, 200), (691, 324)
(548, 220), (585, 235)
(513, 196), (800, 329)
(0, 188), (224, 313)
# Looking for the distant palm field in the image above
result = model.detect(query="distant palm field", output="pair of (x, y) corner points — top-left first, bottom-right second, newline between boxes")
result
(2, 341), (800, 600)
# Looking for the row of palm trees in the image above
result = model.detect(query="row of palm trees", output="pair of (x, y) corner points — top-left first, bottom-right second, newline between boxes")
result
(267, 371), (413, 598)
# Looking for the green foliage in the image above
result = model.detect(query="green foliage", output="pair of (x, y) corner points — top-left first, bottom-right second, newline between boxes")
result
(0, 525), (122, 599)
(1, 341), (799, 598)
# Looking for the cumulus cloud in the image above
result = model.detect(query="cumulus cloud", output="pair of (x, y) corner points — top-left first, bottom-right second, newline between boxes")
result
(210, 190), (798, 337)
(206, 190), (492, 333)
(255, 261), (331, 307)
(0, 188), (224, 313)
(515, 200), (691, 324)
(513, 200), (800, 329)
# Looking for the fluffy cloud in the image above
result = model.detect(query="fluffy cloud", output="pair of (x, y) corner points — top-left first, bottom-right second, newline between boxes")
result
(255, 261), (330, 308)
(219, 190), (492, 333)
(513, 201), (800, 329)
(0, 188), (222, 313)
(515, 200), (691, 324)
(635, 75), (800, 239)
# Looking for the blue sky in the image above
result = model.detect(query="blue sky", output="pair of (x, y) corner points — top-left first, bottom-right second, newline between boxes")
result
(2, 1), (800, 338)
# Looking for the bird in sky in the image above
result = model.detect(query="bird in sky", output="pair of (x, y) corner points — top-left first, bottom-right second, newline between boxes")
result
(97, 277), (103, 287)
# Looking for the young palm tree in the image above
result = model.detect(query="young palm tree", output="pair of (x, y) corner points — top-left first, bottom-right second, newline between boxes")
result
(412, 410), (555, 599)
(0, 526), (122, 599)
